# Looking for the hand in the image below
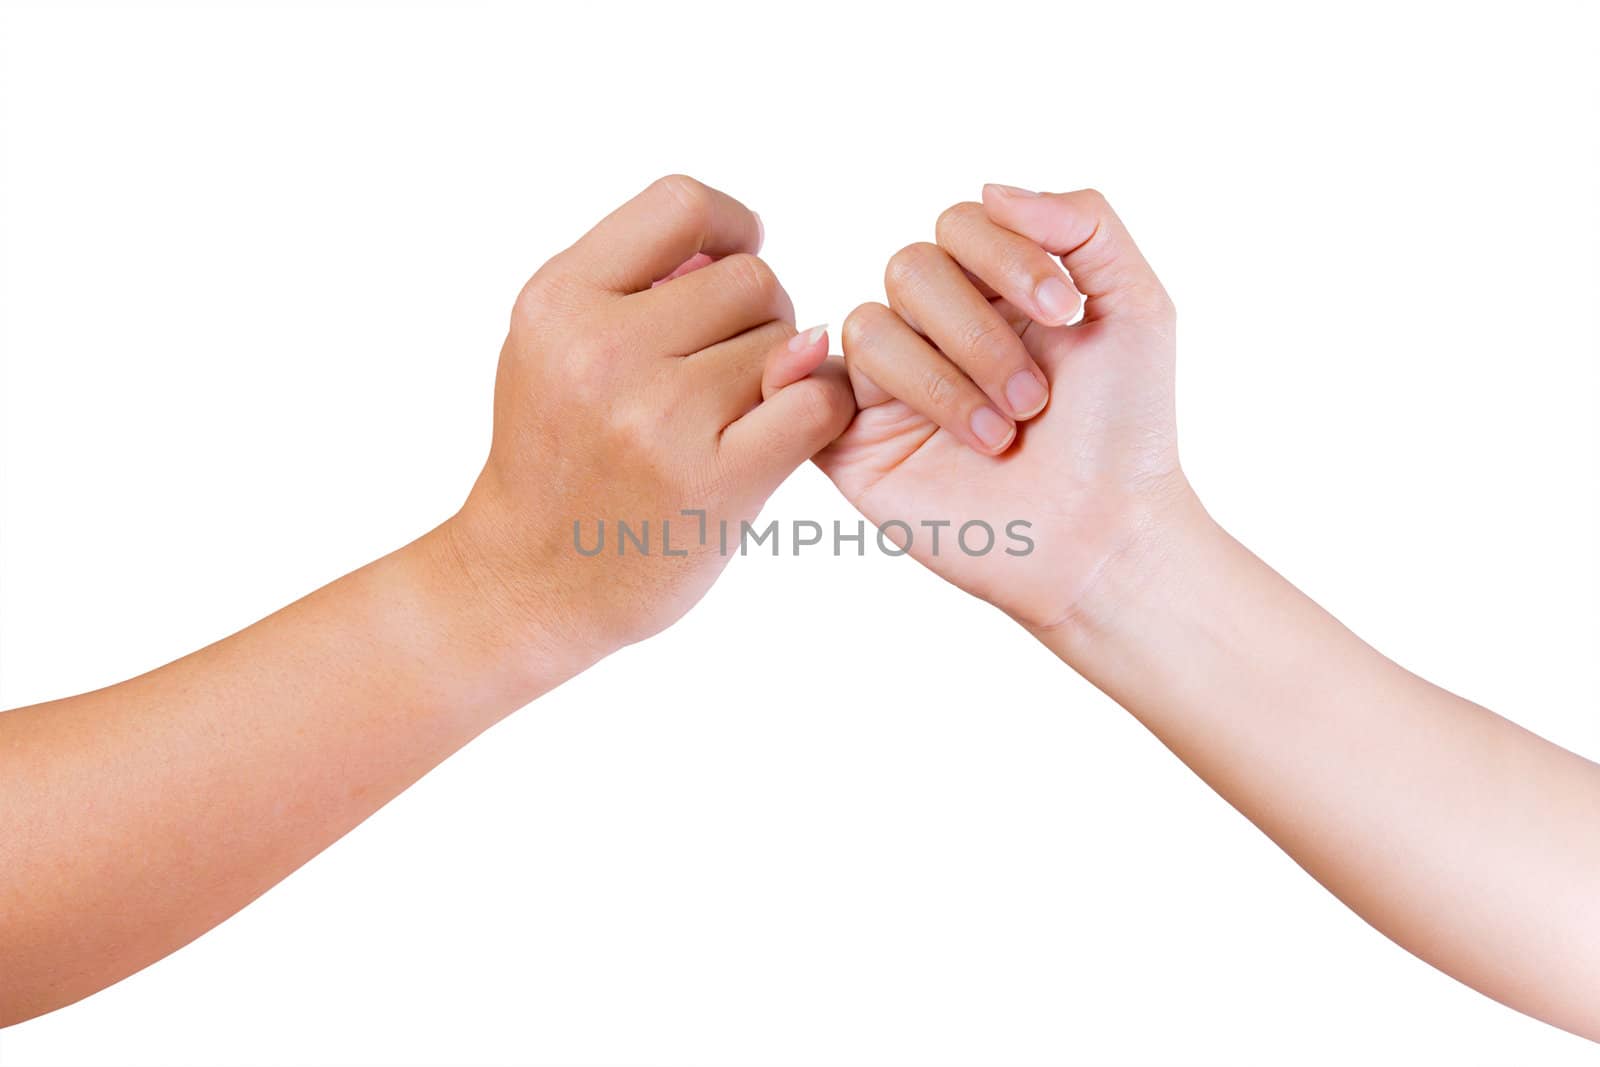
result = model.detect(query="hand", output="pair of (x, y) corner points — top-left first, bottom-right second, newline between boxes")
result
(816, 186), (1189, 631)
(444, 175), (854, 673)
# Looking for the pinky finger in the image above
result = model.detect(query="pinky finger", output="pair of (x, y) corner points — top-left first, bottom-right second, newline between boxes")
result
(723, 346), (855, 498)
(762, 323), (830, 399)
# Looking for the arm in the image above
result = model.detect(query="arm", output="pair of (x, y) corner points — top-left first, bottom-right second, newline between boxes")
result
(0, 528), (553, 1025)
(1040, 495), (1600, 1039)
(817, 184), (1600, 1040)
(0, 174), (854, 1026)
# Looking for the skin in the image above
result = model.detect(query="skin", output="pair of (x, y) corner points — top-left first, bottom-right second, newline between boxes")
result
(816, 183), (1600, 1041)
(2, 175), (1596, 1042)
(0, 175), (853, 1026)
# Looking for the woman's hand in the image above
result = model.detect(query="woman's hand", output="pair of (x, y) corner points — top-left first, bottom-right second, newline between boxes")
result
(446, 175), (854, 675)
(816, 185), (1190, 631)
(820, 185), (1600, 1043)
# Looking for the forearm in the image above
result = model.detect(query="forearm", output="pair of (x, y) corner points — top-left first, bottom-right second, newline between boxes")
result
(1038, 494), (1600, 1039)
(0, 174), (842, 1029)
(0, 522), (584, 1026)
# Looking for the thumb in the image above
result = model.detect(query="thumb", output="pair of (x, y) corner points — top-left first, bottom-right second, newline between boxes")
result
(980, 186), (1173, 325)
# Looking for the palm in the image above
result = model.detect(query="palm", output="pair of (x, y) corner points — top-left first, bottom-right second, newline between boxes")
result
(816, 315), (1178, 629)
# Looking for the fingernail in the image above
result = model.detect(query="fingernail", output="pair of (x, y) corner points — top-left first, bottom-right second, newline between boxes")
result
(970, 406), (1016, 452)
(1035, 275), (1081, 324)
(788, 324), (827, 352)
(1005, 370), (1048, 419)
(986, 183), (1038, 198)
(752, 212), (765, 250)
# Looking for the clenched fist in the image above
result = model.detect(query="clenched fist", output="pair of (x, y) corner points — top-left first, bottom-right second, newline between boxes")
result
(444, 175), (855, 673)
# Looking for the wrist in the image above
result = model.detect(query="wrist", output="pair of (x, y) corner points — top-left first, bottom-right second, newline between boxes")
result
(1027, 480), (1232, 671)
(410, 509), (613, 707)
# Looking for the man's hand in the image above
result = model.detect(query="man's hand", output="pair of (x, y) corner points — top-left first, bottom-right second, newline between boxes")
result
(447, 175), (854, 674)
(0, 175), (854, 1026)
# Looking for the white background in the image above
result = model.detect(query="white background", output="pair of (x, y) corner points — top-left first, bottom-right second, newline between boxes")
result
(2, 1), (1597, 1064)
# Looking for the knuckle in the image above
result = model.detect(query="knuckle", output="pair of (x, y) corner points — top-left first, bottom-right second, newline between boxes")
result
(1076, 187), (1111, 214)
(511, 278), (547, 324)
(1009, 251), (1062, 295)
(1121, 285), (1177, 337)
(720, 252), (780, 306)
(789, 376), (841, 431)
(514, 262), (565, 319)
(922, 368), (960, 411)
(1144, 286), (1178, 327)
(1155, 286), (1177, 320)
(511, 267), (591, 345)
(934, 201), (981, 244)
(958, 314), (1018, 367)
(841, 301), (892, 353)
(653, 173), (712, 223)
(610, 396), (667, 450)
(884, 241), (942, 293)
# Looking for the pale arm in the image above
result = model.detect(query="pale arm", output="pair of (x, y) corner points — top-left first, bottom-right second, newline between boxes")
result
(1038, 495), (1600, 1040)
(820, 182), (1600, 1042)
